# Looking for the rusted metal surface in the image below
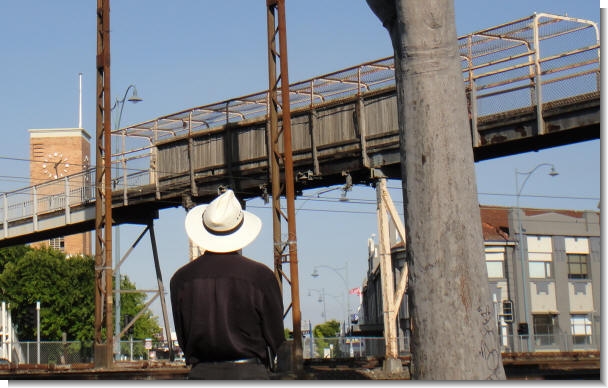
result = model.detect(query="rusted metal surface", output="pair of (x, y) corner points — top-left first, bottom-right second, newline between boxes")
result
(266, 0), (303, 370)
(0, 13), (599, 248)
(501, 351), (600, 379)
(0, 91), (598, 250)
(111, 14), (598, 144)
(94, 0), (114, 369)
(0, 352), (599, 380)
(0, 12), (600, 373)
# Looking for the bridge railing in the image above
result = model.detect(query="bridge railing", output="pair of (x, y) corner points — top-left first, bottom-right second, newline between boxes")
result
(0, 164), (152, 236)
(111, 12), (598, 187)
(464, 13), (600, 129)
(113, 12), (599, 139)
(1, 170), (96, 234)
(0, 13), (600, 239)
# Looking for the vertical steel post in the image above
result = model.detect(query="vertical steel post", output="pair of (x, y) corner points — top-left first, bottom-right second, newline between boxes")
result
(532, 15), (545, 136)
(1, 302), (5, 360)
(148, 219), (174, 359)
(64, 177), (71, 224)
(266, 0), (283, 290)
(266, 0), (303, 371)
(95, 0), (113, 368)
(36, 301), (40, 364)
(2, 193), (7, 239)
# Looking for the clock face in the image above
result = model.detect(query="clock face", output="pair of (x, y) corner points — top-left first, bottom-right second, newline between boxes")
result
(41, 152), (70, 179)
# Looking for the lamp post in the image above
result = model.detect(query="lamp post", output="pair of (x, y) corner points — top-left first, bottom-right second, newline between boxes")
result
(308, 288), (328, 320)
(515, 163), (558, 352)
(311, 263), (351, 331)
(308, 288), (345, 321)
(112, 84), (142, 360)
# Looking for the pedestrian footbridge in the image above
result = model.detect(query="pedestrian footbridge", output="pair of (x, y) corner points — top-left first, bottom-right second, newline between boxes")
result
(0, 13), (600, 248)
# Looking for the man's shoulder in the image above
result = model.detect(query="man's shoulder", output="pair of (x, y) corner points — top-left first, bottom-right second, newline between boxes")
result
(171, 252), (274, 283)
(170, 260), (194, 284)
(238, 254), (273, 272)
(222, 253), (277, 282)
(170, 255), (208, 282)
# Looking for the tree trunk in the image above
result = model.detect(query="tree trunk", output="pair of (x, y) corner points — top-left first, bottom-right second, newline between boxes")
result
(366, 0), (506, 380)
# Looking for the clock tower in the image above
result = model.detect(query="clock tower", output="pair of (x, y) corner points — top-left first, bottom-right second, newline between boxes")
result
(29, 128), (92, 256)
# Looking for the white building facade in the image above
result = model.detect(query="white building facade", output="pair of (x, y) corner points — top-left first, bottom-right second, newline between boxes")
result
(359, 206), (600, 354)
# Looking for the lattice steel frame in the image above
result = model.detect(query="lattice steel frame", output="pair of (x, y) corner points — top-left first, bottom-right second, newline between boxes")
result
(94, 0), (114, 369)
(266, 0), (303, 371)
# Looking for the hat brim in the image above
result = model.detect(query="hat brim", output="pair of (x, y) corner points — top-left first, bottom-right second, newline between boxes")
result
(184, 204), (262, 253)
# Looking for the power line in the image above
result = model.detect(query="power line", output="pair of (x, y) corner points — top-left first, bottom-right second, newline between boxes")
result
(0, 165), (599, 211)
(386, 184), (599, 202)
(478, 192), (599, 202)
(0, 155), (90, 168)
(1, 181), (598, 209)
(0, 156), (599, 205)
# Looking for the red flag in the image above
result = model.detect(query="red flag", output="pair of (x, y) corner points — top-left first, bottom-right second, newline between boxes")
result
(349, 287), (361, 296)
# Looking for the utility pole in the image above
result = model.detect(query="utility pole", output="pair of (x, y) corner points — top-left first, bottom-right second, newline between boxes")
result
(266, 0), (303, 372)
(366, 0), (506, 379)
(94, 0), (114, 369)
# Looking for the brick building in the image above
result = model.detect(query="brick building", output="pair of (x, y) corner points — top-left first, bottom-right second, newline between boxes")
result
(28, 128), (92, 256)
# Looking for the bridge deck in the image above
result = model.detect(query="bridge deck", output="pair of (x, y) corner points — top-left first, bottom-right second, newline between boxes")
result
(0, 12), (600, 248)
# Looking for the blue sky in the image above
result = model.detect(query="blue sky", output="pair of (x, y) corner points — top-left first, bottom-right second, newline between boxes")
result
(0, 1), (601, 332)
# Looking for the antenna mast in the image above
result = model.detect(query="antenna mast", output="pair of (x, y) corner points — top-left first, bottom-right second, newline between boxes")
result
(78, 73), (83, 128)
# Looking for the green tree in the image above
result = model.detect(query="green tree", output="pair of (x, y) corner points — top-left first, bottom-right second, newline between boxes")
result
(0, 247), (161, 346)
(118, 275), (162, 341)
(313, 320), (341, 358)
(117, 276), (163, 359)
(0, 247), (94, 341)
(314, 320), (341, 338)
(0, 245), (30, 273)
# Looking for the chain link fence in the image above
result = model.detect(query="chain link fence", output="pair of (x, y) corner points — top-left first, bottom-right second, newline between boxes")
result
(16, 339), (163, 365)
(17, 341), (93, 365)
(302, 336), (409, 359)
(11, 331), (600, 365)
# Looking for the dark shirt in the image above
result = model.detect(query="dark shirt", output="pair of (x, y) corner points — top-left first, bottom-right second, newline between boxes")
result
(170, 251), (285, 366)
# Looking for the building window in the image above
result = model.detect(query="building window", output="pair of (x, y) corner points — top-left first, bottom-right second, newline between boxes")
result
(528, 261), (552, 279)
(533, 314), (556, 346)
(567, 253), (589, 279)
(526, 235), (553, 279)
(485, 248), (505, 278)
(49, 237), (65, 252)
(571, 314), (592, 345)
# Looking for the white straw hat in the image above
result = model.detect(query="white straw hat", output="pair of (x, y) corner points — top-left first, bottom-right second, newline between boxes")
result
(184, 190), (262, 253)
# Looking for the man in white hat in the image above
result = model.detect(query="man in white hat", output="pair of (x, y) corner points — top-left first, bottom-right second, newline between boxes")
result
(170, 189), (285, 380)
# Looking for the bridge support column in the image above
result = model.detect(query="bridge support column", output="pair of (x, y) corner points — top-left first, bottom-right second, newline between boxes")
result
(375, 174), (408, 375)
(149, 219), (174, 360)
(266, 0), (303, 373)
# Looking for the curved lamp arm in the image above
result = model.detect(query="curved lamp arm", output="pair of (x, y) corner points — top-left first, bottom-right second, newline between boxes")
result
(515, 163), (558, 207)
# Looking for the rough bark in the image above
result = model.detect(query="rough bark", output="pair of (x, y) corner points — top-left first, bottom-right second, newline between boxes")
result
(366, 0), (506, 380)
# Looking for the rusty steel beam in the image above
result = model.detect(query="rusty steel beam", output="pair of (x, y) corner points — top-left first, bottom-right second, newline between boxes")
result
(266, 1), (283, 291)
(266, 0), (303, 371)
(95, 0), (114, 368)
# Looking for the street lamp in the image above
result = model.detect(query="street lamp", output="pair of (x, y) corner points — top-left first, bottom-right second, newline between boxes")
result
(515, 163), (558, 352)
(112, 85), (142, 112)
(308, 288), (345, 321)
(311, 263), (351, 331)
(308, 288), (328, 320)
(112, 84), (142, 360)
